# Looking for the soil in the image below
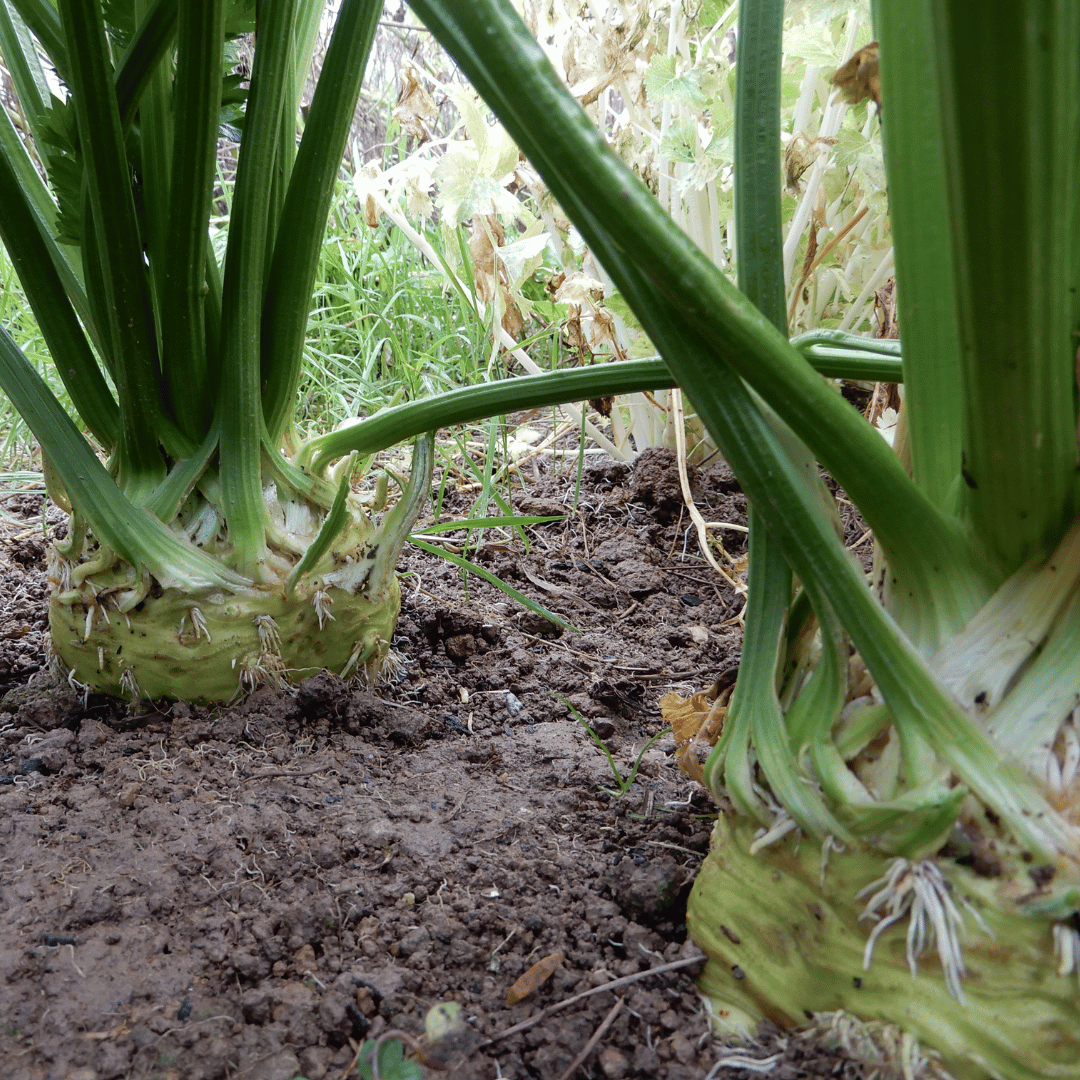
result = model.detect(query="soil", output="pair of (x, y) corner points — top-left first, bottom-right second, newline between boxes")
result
(0, 448), (878, 1080)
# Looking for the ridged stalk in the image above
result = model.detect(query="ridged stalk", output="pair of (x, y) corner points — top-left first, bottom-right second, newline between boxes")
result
(160, 0), (224, 440)
(262, 0), (382, 444)
(217, 0), (300, 577)
(933, 0), (1080, 571)
(57, 0), (164, 496)
(874, 0), (963, 510)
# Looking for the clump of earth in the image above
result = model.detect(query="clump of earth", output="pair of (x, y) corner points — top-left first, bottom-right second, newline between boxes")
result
(0, 448), (881, 1079)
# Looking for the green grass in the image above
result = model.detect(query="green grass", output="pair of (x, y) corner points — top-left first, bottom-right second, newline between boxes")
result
(300, 213), (490, 426)
(0, 245), (73, 471)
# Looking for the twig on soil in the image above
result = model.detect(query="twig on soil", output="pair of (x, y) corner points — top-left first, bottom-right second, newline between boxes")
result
(239, 766), (330, 783)
(479, 953), (704, 1048)
(643, 839), (708, 860)
(705, 1049), (782, 1076)
(441, 790), (471, 823)
(849, 527), (874, 550)
(555, 996), (624, 1080)
(664, 505), (686, 561)
(66, 943), (85, 978)
(515, 629), (719, 681)
(521, 565), (599, 611)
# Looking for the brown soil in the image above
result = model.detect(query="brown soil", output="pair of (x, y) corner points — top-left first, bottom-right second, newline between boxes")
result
(0, 450), (875, 1080)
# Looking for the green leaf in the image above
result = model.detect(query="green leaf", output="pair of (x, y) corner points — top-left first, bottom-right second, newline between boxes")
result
(644, 55), (708, 108)
(223, 0), (255, 34)
(36, 98), (84, 248)
(659, 115), (699, 163)
(357, 1038), (422, 1080)
(601, 292), (642, 333)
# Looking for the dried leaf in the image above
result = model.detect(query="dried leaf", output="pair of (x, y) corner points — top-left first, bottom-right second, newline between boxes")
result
(499, 284), (524, 338)
(469, 216), (505, 303)
(830, 42), (881, 110)
(553, 271), (604, 306)
(660, 682), (727, 785)
(364, 193), (379, 230)
(506, 951), (564, 1005)
(873, 278), (899, 340)
(393, 59), (437, 143)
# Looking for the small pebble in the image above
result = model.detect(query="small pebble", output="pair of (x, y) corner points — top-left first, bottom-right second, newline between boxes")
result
(599, 1045), (630, 1079)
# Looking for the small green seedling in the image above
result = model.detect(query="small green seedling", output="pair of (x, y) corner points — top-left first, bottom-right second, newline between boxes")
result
(357, 1036), (422, 1080)
(558, 694), (670, 797)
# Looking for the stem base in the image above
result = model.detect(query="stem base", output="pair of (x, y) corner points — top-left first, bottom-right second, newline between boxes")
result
(49, 561), (401, 703)
(688, 816), (1080, 1080)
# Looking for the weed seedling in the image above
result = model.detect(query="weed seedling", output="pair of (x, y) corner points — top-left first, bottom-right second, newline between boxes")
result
(558, 695), (670, 797)
(357, 1036), (422, 1080)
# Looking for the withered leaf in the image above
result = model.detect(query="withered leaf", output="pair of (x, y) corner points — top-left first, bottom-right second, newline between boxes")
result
(830, 42), (881, 110)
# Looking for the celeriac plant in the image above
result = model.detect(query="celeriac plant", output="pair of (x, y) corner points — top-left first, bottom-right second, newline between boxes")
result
(405, 0), (1080, 1076)
(0, 0), (677, 702)
(0, 0), (428, 702)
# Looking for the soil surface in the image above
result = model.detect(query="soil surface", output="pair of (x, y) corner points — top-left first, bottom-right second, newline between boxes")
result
(0, 449), (878, 1080)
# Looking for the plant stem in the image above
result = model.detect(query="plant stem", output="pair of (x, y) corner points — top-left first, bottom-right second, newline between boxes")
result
(161, 0), (224, 441)
(874, 0), (963, 511)
(59, 0), (164, 497)
(934, 0), (1080, 570)
(217, 0), (300, 577)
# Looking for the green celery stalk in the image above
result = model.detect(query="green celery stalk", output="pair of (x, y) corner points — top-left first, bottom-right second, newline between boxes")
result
(933, 2), (1080, 571)
(873, 1), (963, 510)
(216, 0), (300, 576)
(58, 0), (165, 494)
(261, 0), (383, 444)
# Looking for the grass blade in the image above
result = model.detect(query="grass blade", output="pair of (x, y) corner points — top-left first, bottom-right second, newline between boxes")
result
(409, 536), (576, 632)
